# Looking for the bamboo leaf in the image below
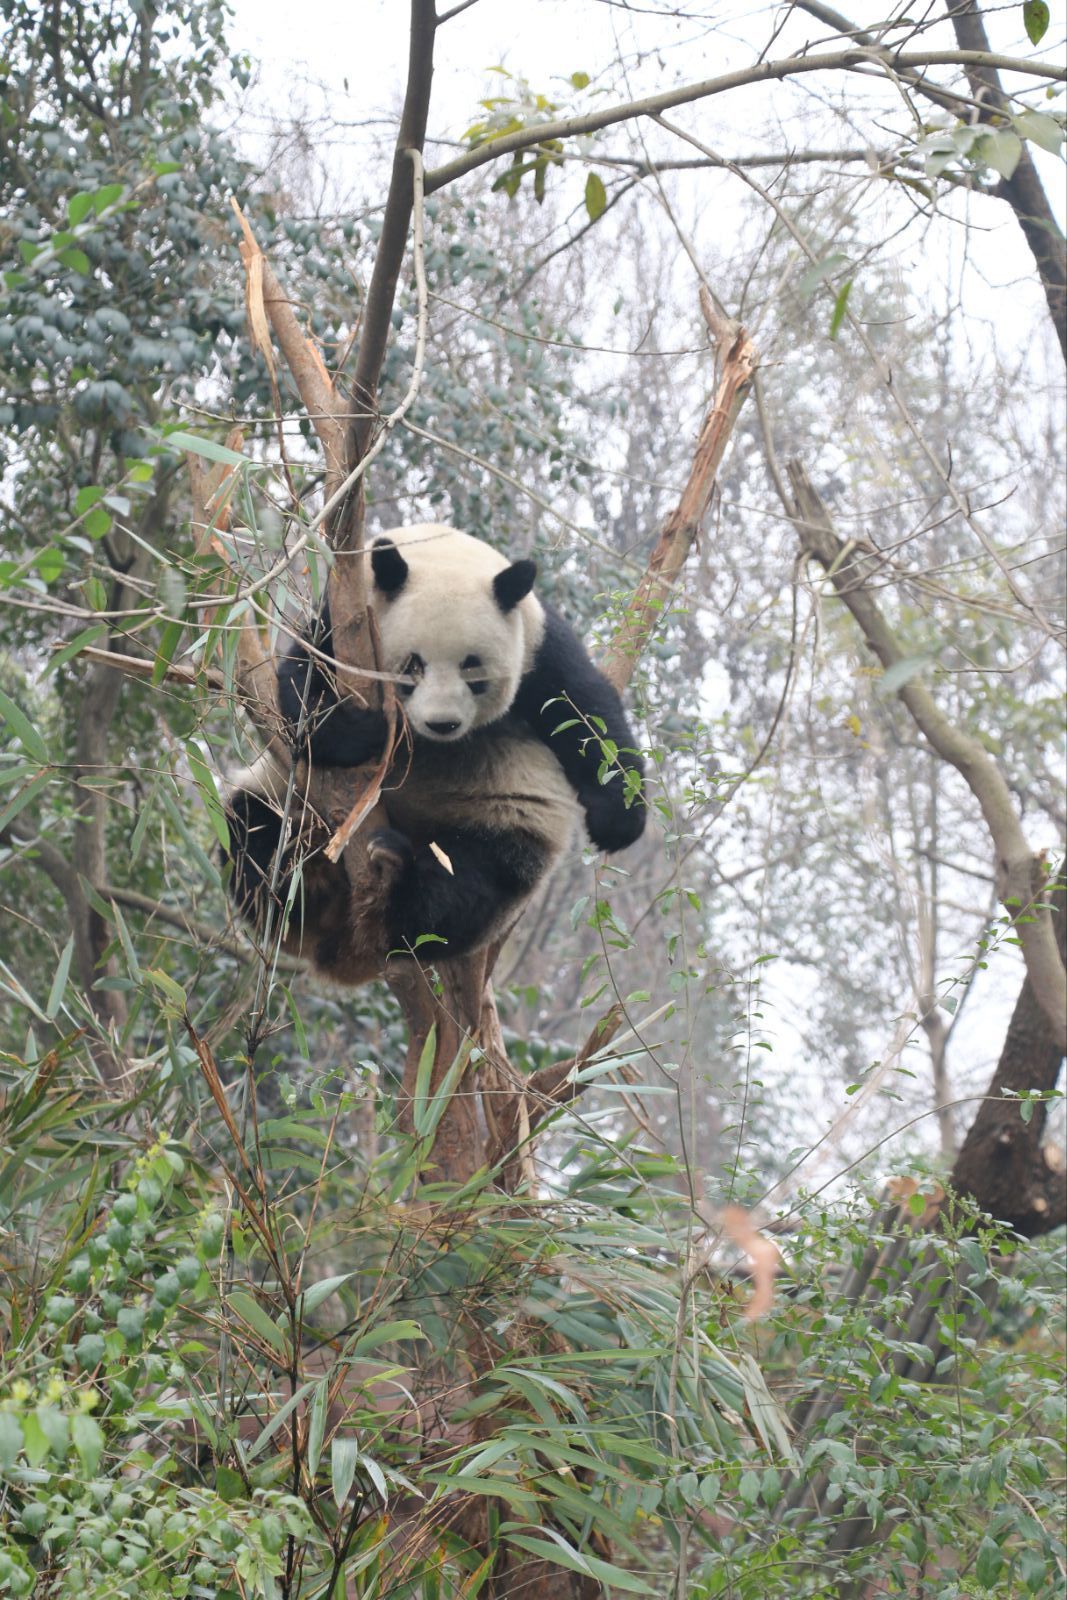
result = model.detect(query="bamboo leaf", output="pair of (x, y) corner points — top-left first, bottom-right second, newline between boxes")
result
(306, 1380), (328, 1478)
(45, 936), (75, 1021)
(331, 1435), (358, 1508)
(166, 429), (248, 466)
(0, 686), (48, 765)
(244, 1379), (316, 1461)
(227, 1290), (290, 1356)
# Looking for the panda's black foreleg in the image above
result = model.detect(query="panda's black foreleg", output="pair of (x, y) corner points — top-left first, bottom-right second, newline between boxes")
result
(224, 789), (285, 919)
(514, 605), (645, 852)
(277, 636), (388, 768)
(372, 825), (546, 959)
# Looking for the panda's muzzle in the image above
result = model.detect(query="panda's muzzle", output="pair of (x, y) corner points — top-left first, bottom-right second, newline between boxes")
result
(426, 719), (463, 738)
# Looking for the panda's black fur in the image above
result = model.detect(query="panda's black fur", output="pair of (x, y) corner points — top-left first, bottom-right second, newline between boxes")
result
(225, 524), (644, 979)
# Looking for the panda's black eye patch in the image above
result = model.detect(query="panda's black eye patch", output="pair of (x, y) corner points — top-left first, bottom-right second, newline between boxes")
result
(461, 654), (488, 695)
(398, 654), (424, 697)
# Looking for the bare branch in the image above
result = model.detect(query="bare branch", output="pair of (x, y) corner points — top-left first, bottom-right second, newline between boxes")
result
(339, 0), (437, 544)
(424, 49), (1065, 196)
(229, 200), (346, 493)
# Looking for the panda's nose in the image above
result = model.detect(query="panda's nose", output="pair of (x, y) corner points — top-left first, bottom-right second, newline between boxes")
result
(427, 719), (461, 737)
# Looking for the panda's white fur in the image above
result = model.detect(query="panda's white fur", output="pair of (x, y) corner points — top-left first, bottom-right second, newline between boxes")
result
(225, 523), (644, 982)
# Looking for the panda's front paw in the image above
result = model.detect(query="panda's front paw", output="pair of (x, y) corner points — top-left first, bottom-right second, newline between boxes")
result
(367, 827), (414, 876)
(582, 787), (646, 853)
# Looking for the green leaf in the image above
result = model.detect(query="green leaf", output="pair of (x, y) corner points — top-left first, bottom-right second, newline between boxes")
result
(70, 1413), (104, 1475)
(877, 654), (934, 696)
(414, 1041), (473, 1139)
(829, 278), (852, 340)
(185, 741), (229, 849)
(975, 127), (1023, 180)
(145, 968), (187, 1010)
(245, 1380), (316, 1461)
(21, 1410), (49, 1466)
(584, 172), (607, 222)
(349, 1319), (427, 1356)
(1023, 0), (1049, 45)
(67, 192), (94, 226)
(299, 1273), (356, 1317)
(35, 547), (65, 583)
(506, 1532), (654, 1594)
(411, 1024), (437, 1132)
(93, 183), (124, 212)
(75, 485), (105, 516)
(165, 429), (248, 467)
(0, 686), (49, 765)
(0, 770), (53, 833)
(306, 1381), (328, 1478)
(796, 251), (848, 299)
(215, 1465), (245, 1503)
(84, 577), (108, 612)
(331, 1436), (358, 1508)
(570, 71), (591, 89)
(976, 1534), (1003, 1587)
(45, 935), (74, 1021)
(0, 1411), (23, 1469)
(84, 505), (112, 540)
(58, 246), (91, 274)
(227, 1290), (290, 1355)
(1014, 107), (1064, 152)
(152, 619), (184, 686)
(35, 1406), (69, 1458)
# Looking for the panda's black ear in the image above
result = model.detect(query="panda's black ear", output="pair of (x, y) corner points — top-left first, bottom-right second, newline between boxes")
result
(371, 538), (409, 597)
(493, 558), (537, 614)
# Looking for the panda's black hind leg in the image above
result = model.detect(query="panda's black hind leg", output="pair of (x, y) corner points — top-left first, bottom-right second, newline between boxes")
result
(380, 826), (547, 959)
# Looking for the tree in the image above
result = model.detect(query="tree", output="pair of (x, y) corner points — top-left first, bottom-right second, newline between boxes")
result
(1, 1), (1064, 1595)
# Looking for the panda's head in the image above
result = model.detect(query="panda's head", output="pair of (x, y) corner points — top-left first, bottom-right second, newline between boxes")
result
(369, 525), (544, 743)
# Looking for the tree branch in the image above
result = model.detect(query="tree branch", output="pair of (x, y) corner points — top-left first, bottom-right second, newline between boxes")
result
(424, 49), (1064, 196)
(945, 0), (1066, 364)
(786, 459), (1067, 1046)
(338, 0), (437, 547)
(600, 292), (758, 690)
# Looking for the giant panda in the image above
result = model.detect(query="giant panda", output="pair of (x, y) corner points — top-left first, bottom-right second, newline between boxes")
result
(224, 523), (644, 982)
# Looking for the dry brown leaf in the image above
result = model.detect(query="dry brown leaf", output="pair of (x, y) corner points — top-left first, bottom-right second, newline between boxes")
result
(721, 1203), (781, 1321)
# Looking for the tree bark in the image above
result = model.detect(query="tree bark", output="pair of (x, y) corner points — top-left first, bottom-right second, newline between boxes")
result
(950, 872), (1066, 1235)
